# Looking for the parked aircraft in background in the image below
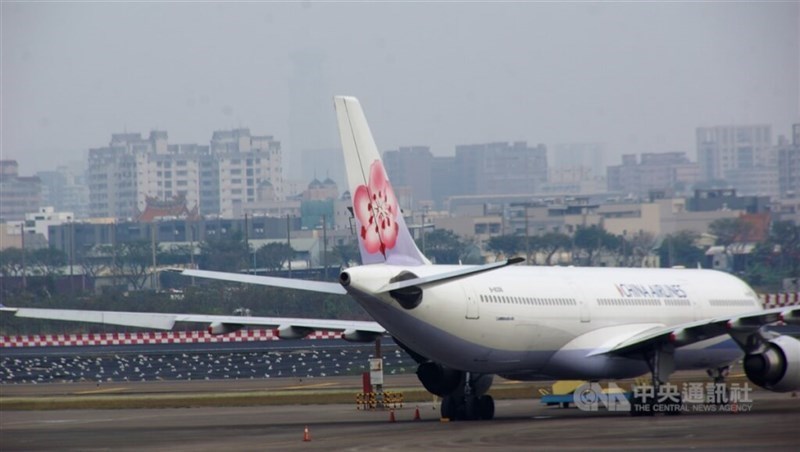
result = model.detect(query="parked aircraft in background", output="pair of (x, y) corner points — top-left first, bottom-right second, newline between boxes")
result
(4, 96), (799, 420)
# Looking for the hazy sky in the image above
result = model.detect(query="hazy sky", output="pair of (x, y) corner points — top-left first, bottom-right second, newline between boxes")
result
(2, 2), (798, 176)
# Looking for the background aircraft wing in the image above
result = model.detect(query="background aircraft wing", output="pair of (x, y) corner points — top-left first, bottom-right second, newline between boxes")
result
(0, 306), (384, 340)
(177, 269), (347, 295)
(589, 306), (800, 357)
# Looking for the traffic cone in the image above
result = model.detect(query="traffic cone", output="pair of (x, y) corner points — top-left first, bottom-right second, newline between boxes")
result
(303, 425), (311, 442)
(389, 409), (396, 423)
(413, 405), (421, 421)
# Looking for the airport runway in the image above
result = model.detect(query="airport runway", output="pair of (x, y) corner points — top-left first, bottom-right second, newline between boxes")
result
(3, 380), (798, 451)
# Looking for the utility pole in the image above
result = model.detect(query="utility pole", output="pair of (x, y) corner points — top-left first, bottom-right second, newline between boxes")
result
(322, 215), (328, 280)
(287, 214), (292, 278)
(525, 205), (530, 264)
(111, 222), (117, 290)
(244, 213), (251, 274)
(69, 221), (75, 293)
(151, 223), (158, 291)
(421, 209), (427, 255)
(21, 226), (26, 290)
(189, 221), (195, 285)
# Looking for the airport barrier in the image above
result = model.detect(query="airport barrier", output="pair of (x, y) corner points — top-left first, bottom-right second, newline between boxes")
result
(759, 293), (800, 309)
(356, 391), (404, 410)
(0, 329), (341, 348)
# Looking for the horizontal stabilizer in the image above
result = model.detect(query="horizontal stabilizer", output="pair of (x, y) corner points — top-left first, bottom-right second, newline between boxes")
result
(377, 257), (524, 293)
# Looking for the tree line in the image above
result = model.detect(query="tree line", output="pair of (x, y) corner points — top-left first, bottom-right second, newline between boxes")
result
(1, 218), (797, 333)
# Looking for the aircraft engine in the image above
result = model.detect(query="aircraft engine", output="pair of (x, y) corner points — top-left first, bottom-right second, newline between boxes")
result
(388, 271), (423, 310)
(417, 362), (464, 396)
(744, 335), (800, 392)
(416, 362), (494, 397)
(207, 322), (244, 335)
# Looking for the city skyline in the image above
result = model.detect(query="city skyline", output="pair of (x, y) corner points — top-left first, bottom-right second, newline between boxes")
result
(2, 3), (797, 175)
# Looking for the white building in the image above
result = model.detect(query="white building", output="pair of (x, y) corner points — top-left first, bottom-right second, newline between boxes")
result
(212, 129), (284, 218)
(23, 207), (74, 241)
(696, 125), (775, 182)
(87, 129), (284, 220)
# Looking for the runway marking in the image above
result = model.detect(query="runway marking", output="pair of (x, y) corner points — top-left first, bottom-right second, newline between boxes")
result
(73, 387), (129, 395)
(280, 382), (338, 390)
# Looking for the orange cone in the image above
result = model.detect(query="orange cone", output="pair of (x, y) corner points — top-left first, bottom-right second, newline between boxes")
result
(389, 409), (396, 423)
(413, 405), (421, 421)
(303, 425), (311, 442)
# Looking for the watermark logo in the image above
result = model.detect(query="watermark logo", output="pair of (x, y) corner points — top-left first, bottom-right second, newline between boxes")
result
(574, 381), (754, 413)
(573, 382), (631, 412)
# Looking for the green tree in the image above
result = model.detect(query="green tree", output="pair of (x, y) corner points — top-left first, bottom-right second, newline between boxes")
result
(331, 241), (360, 268)
(744, 221), (800, 289)
(158, 244), (194, 266)
(0, 247), (26, 277)
(417, 229), (466, 264)
(30, 247), (67, 277)
(79, 244), (111, 281)
(537, 232), (571, 265)
(573, 225), (619, 266)
(199, 232), (249, 272)
(770, 220), (800, 278)
(111, 240), (154, 290)
(708, 217), (755, 272)
(709, 217), (753, 250)
(256, 242), (295, 272)
(486, 235), (523, 260)
(618, 231), (657, 267)
(658, 231), (706, 268)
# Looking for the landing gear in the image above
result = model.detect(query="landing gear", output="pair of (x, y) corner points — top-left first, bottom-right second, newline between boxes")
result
(440, 371), (496, 420)
(631, 345), (682, 416)
(441, 394), (495, 420)
(707, 365), (730, 385)
(706, 365), (731, 405)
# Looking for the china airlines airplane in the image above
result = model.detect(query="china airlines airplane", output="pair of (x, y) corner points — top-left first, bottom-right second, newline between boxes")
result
(4, 96), (799, 420)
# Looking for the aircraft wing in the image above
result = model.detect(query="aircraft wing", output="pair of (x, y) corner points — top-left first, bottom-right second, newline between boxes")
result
(0, 306), (384, 340)
(177, 269), (347, 295)
(589, 306), (800, 357)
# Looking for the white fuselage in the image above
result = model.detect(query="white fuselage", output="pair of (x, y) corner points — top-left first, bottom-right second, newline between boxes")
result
(344, 265), (759, 381)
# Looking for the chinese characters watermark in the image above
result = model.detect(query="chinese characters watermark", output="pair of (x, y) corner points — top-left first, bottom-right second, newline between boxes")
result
(573, 381), (754, 413)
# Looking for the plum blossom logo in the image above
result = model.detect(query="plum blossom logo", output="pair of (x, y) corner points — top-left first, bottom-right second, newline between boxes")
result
(353, 160), (399, 256)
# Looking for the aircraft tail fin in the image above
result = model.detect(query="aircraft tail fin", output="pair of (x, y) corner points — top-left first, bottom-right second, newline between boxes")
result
(334, 96), (430, 266)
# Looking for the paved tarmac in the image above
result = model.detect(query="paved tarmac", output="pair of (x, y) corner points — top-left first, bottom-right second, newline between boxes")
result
(2, 379), (798, 451)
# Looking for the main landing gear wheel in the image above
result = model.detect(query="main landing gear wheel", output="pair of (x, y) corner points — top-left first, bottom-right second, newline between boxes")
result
(441, 395), (495, 421)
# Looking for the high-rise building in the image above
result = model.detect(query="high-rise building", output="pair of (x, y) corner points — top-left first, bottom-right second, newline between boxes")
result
(696, 125), (774, 182)
(778, 124), (800, 199)
(37, 162), (90, 219)
(454, 142), (548, 196)
(383, 146), (434, 210)
(551, 143), (605, 176)
(88, 129), (283, 220)
(88, 133), (152, 219)
(0, 160), (42, 222)
(211, 129), (283, 218)
(607, 152), (699, 198)
(430, 155), (458, 209)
